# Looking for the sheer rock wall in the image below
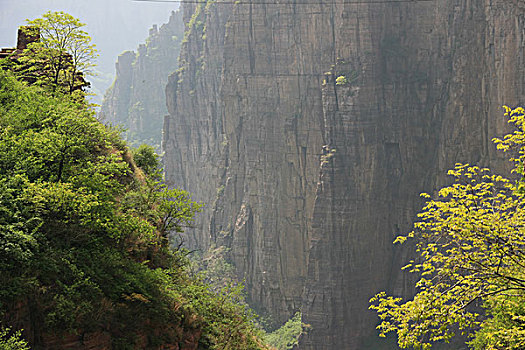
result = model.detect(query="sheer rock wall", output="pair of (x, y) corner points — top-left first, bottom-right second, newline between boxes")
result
(163, 1), (524, 348)
(302, 2), (524, 348)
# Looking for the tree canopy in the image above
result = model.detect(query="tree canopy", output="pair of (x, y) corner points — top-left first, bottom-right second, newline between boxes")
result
(370, 106), (525, 349)
(0, 66), (268, 349)
(4, 11), (97, 95)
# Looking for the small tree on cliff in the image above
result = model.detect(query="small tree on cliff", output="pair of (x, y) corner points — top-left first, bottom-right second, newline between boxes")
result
(370, 106), (525, 349)
(19, 11), (97, 94)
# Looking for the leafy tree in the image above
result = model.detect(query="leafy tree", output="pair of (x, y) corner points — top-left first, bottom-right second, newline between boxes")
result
(132, 144), (161, 178)
(0, 70), (268, 349)
(370, 106), (525, 349)
(264, 312), (310, 350)
(16, 11), (97, 94)
(0, 327), (30, 350)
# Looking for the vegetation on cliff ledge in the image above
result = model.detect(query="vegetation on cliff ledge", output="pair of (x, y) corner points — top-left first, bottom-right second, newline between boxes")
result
(0, 68), (268, 349)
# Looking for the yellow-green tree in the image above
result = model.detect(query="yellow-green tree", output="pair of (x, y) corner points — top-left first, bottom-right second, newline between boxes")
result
(370, 106), (525, 349)
(19, 11), (98, 94)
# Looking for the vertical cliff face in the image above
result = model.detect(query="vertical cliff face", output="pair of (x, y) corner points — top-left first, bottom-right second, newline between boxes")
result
(302, 2), (524, 348)
(164, 1), (233, 250)
(164, 0), (524, 348)
(165, 0), (331, 322)
(100, 10), (184, 149)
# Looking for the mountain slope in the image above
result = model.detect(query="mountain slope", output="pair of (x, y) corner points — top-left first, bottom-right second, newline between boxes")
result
(0, 70), (267, 350)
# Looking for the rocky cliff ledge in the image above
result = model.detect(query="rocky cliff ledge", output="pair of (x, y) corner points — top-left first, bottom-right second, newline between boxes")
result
(163, 1), (524, 349)
(100, 10), (184, 150)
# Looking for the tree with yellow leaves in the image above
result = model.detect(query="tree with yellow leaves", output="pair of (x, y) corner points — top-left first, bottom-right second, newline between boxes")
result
(370, 106), (525, 349)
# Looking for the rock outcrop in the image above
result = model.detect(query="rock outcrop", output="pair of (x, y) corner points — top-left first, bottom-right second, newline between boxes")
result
(6, 299), (202, 350)
(163, 1), (524, 349)
(100, 10), (184, 150)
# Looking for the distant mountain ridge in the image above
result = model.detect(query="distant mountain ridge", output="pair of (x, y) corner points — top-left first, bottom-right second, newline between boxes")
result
(0, 0), (178, 104)
(100, 10), (184, 151)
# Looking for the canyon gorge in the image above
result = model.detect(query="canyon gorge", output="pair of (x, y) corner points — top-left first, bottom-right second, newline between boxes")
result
(102, 1), (524, 348)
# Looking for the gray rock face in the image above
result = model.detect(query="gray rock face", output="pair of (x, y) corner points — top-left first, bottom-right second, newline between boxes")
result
(100, 10), (184, 150)
(164, 2), (233, 250)
(163, 0), (524, 348)
(302, 2), (524, 348)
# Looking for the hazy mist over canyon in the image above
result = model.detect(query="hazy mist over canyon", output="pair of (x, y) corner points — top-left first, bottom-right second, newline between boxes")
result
(0, 0), (523, 349)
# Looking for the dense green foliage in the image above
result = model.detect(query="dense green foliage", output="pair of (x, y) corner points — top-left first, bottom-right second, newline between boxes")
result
(370, 106), (525, 349)
(264, 312), (309, 350)
(132, 144), (161, 178)
(0, 69), (268, 349)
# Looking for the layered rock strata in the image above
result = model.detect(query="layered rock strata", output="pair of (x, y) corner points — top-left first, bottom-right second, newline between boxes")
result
(163, 0), (524, 348)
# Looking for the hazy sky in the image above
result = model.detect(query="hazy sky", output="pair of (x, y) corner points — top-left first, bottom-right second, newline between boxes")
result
(0, 0), (180, 100)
